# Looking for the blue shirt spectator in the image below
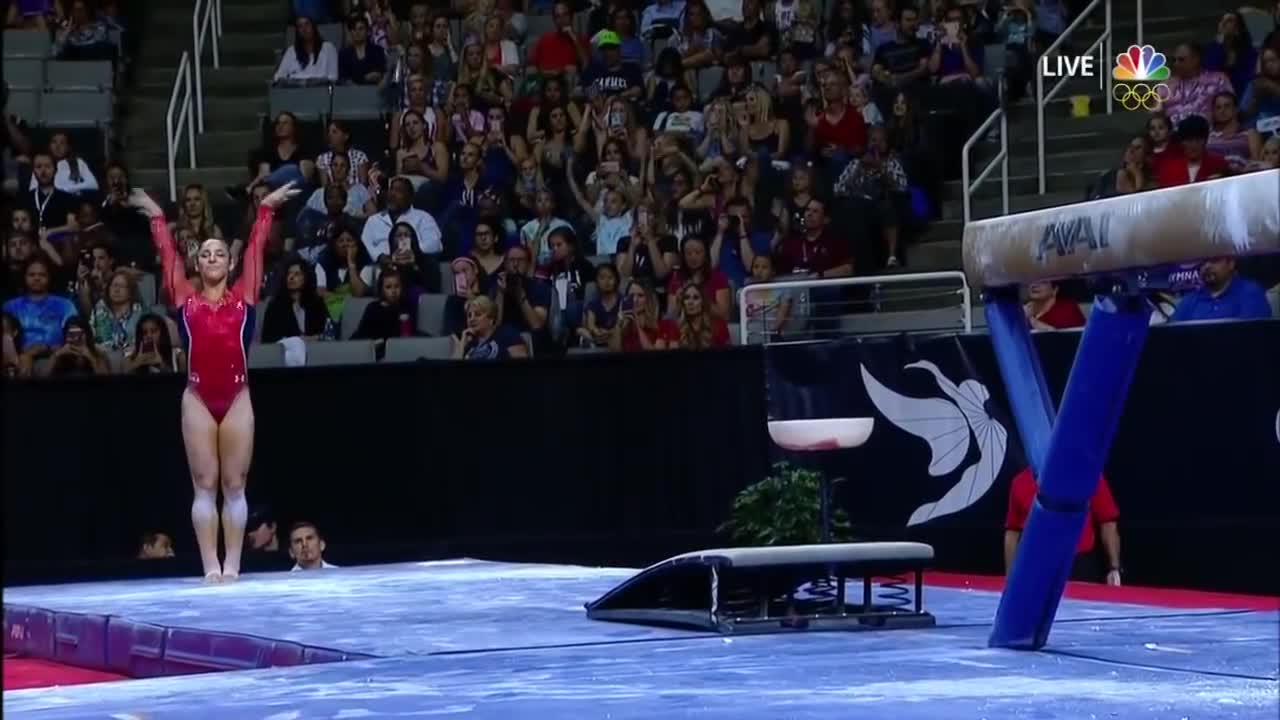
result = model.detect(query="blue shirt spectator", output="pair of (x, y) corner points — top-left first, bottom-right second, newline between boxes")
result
(1171, 260), (1273, 322)
(3, 258), (78, 350)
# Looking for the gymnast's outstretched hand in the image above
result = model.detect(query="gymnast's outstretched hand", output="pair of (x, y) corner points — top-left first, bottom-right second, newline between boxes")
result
(261, 181), (303, 209)
(128, 189), (165, 219)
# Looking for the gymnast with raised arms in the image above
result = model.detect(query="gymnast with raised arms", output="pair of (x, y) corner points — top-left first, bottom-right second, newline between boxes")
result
(131, 182), (301, 583)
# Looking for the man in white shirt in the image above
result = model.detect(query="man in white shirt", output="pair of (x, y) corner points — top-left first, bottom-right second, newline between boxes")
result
(289, 521), (339, 571)
(361, 176), (443, 261)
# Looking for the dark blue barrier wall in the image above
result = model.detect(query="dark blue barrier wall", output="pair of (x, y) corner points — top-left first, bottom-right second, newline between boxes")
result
(4, 320), (1277, 593)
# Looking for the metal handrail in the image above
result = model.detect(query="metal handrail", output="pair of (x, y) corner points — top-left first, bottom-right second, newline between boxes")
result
(736, 271), (973, 345)
(191, 0), (222, 133)
(165, 52), (197, 202)
(1036, 0), (1112, 194)
(961, 78), (1009, 225)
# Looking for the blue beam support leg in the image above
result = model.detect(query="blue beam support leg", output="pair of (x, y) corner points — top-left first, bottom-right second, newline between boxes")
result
(983, 288), (1058, 476)
(988, 293), (1151, 650)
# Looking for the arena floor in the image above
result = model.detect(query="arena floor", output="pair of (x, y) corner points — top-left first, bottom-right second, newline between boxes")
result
(4, 560), (1278, 718)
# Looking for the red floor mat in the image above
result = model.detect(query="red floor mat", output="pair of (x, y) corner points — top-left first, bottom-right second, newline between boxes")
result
(3, 656), (128, 690)
(925, 571), (1280, 611)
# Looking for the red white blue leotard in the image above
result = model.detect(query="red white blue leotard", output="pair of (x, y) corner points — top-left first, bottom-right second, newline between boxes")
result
(150, 206), (275, 423)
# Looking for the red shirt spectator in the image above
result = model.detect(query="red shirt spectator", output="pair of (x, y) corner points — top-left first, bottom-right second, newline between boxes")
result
(529, 2), (588, 75)
(775, 198), (854, 277)
(813, 103), (868, 155)
(656, 317), (731, 347)
(1155, 148), (1228, 187)
(1005, 467), (1119, 555)
(1024, 281), (1086, 329)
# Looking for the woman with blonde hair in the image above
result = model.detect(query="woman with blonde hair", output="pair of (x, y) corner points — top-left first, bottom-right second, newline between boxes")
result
(171, 184), (224, 242)
(452, 294), (529, 359)
(610, 278), (662, 351)
(457, 37), (513, 111)
(656, 282), (731, 350)
(738, 85), (790, 163)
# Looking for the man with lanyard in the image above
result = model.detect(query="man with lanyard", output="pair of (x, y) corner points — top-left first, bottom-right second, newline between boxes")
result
(23, 152), (78, 241)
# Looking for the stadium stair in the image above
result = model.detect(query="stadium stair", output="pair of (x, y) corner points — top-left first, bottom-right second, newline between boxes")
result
(909, 0), (1252, 274)
(119, 0), (287, 197)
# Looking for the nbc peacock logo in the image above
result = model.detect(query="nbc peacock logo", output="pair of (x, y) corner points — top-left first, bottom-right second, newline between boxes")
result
(1112, 44), (1171, 111)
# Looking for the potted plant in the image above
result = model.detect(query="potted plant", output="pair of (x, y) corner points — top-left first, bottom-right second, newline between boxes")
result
(718, 462), (853, 546)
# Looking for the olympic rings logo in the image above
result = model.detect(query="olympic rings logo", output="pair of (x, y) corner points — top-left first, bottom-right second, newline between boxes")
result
(1112, 82), (1170, 111)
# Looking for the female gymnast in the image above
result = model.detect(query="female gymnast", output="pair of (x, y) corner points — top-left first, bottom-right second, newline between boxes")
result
(132, 182), (300, 582)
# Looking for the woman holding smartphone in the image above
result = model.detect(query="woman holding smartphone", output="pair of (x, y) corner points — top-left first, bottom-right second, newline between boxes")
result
(130, 182), (299, 584)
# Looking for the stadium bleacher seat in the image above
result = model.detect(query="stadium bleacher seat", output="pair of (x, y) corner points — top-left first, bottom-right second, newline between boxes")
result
(39, 91), (112, 128)
(269, 85), (331, 120)
(340, 297), (375, 339)
(416, 294), (447, 336)
(248, 342), (286, 369)
(331, 85), (383, 120)
(3, 30), (51, 58)
(46, 60), (113, 90)
(383, 336), (452, 362)
(305, 339), (377, 366)
(4, 58), (43, 89)
(7, 89), (39, 124)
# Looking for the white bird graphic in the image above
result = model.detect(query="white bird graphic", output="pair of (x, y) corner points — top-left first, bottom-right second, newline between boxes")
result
(860, 361), (1010, 526)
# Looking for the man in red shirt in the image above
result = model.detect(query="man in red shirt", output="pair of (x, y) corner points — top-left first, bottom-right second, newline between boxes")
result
(1024, 281), (1087, 330)
(528, 1), (591, 80)
(805, 72), (867, 170)
(1155, 115), (1228, 188)
(1005, 466), (1123, 585)
(774, 197), (854, 278)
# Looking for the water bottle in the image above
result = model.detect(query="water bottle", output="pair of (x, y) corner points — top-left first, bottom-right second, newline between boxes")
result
(398, 313), (412, 337)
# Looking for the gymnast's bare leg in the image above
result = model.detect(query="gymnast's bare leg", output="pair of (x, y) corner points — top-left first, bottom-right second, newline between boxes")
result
(181, 388), (223, 582)
(216, 389), (254, 581)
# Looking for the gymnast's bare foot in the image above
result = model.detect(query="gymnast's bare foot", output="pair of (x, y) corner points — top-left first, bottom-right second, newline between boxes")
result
(220, 572), (239, 583)
(202, 571), (222, 584)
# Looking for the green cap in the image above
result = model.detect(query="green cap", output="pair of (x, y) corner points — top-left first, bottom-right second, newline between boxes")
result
(595, 30), (621, 48)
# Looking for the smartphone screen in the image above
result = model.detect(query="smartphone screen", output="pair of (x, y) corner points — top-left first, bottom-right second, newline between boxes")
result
(396, 236), (412, 254)
(453, 268), (470, 295)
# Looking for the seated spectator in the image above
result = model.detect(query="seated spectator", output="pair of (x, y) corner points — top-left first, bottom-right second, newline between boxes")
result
(246, 506), (281, 553)
(54, 0), (114, 60)
(774, 196), (854, 278)
(605, 7), (647, 68)
(1203, 12), (1257, 99)
(526, 75), (584, 143)
(739, 84), (790, 164)
(1241, 47), (1280, 139)
(467, 218), (507, 287)
(3, 256), (77, 355)
(338, 14), (387, 85)
(1170, 258), (1273, 322)
(443, 256), (483, 335)
(171, 184), (223, 243)
(851, 83), (883, 127)
(481, 14), (520, 77)
(479, 105), (527, 183)
(452, 294), (529, 359)
(314, 224), (373, 320)
(724, 0), (777, 64)
(137, 532), (175, 560)
(674, 0), (723, 70)
(1145, 111), (1180, 177)
(1206, 92), (1260, 171)
(88, 269), (143, 352)
(538, 227), (597, 330)
(44, 315), (109, 376)
(390, 75), (443, 150)
(317, 120), (372, 187)
(610, 278), (661, 351)
(299, 163), (371, 252)
(123, 312), (185, 374)
(742, 253), (793, 341)
(833, 126), (909, 268)
(6, 0), (61, 30)
(653, 84), (705, 139)
(1089, 134), (1154, 199)
(871, 4), (931, 105)
(585, 31), (644, 102)
(261, 258), (331, 342)
(4, 229), (36, 299)
(666, 235), (733, 320)
(519, 188), (570, 263)
(235, 111), (317, 200)
(656, 282), (731, 349)
(27, 132), (98, 196)
(696, 98), (740, 163)
(993, 0), (1034, 102)
(364, 0), (398, 50)
(645, 48), (686, 115)
(352, 269), (418, 345)
(421, 19), (458, 108)
(567, 158), (634, 257)
(394, 110), (451, 192)
(361, 176), (443, 265)
(97, 164), (155, 271)
(274, 16), (338, 84)
(380, 221), (436, 304)
(23, 152), (78, 237)
(528, 1), (590, 82)
(824, 0), (867, 58)
(577, 263), (622, 347)
(289, 521), (338, 570)
(1024, 281), (1086, 330)
(806, 72), (868, 171)
(1156, 115), (1228, 187)
(1256, 135), (1280, 170)
(615, 203), (677, 290)
(493, 244), (550, 352)
(458, 38), (514, 111)
(1160, 42), (1232, 126)
(710, 196), (774, 288)
(864, 0), (898, 55)
(641, 0), (685, 40)
(2, 311), (34, 378)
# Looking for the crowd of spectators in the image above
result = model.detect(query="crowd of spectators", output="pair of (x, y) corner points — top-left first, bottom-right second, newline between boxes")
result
(3, 0), (1279, 378)
(138, 511), (339, 571)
